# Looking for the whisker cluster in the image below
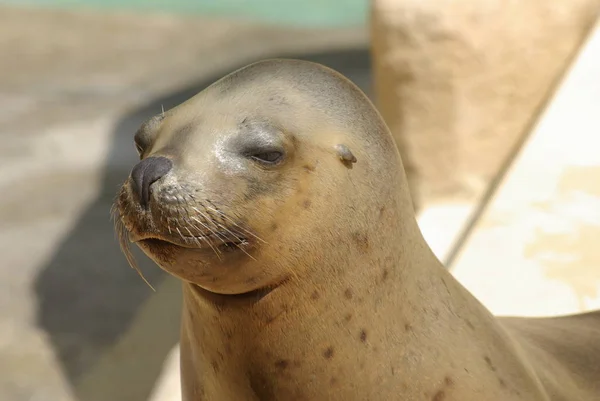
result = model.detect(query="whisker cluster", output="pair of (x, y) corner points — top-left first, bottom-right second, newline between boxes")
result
(111, 183), (266, 287)
(110, 197), (156, 291)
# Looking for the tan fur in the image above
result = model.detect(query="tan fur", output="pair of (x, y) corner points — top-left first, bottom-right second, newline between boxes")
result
(115, 59), (600, 401)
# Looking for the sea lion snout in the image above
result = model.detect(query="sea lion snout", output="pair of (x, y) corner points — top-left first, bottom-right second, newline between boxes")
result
(130, 156), (173, 208)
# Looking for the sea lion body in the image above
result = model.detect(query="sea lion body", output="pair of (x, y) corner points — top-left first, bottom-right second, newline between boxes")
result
(114, 59), (600, 400)
(500, 312), (600, 399)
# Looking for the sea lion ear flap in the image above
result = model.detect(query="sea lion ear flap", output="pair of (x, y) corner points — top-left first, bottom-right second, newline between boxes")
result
(334, 144), (357, 168)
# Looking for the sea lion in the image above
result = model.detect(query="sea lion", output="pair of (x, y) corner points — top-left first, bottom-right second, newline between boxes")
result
(113, 59), (600, 400)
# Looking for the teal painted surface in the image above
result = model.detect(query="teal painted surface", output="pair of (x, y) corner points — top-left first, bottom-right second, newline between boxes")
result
(2, 0), (368, 27)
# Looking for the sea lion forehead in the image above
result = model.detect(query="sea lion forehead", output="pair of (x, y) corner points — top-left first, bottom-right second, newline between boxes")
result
(217, 59), (352, 93)
(189, 59), (368, 118)
(151, 59), (395, 164)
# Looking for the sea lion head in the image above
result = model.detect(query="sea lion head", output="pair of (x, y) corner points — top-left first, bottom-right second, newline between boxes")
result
(113, 59), (416, 297)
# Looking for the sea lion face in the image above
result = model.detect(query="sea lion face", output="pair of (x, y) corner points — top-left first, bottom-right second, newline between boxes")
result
(114, 95), (350, 295)
(114, 59), (404, 297)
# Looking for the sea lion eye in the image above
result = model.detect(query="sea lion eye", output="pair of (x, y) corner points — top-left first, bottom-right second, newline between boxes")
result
(250, 150), (284, 165)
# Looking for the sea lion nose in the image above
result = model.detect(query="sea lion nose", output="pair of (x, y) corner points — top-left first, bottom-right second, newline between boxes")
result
(130, 156), (173, 208)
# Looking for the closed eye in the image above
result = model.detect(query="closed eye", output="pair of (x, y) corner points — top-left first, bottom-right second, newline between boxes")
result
(251, 151), (283, 164)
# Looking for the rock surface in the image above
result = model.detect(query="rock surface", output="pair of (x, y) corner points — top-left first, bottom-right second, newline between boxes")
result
(371, 0), (600, 210)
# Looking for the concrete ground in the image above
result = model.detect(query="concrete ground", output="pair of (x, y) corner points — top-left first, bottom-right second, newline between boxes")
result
(2, 4), (599, 401)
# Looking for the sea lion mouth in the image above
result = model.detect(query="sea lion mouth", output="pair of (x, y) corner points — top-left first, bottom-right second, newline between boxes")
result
(131, 231), (248, 251)
(111, 181), (264, 287)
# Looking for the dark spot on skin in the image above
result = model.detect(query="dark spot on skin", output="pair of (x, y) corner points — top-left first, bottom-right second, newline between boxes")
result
(466, 320), (475, 330)
(433, 309), (440, 318)
(302, 199), (311, 209)
(303, 164), (316, 172)
(379, 205), (386, 217)
(330, 377), (338, 386)
(211, 359), (220, 373)
(391, 367), (395, 375)
(248, 371), (275, 399)
(344, 288), (353, 299)
(351, 232), (370, 253)
(499, 378), (507, 388)
(344, 313), (353, 322)
(432, 390), (446, 401)
(382, 268), (389, 281)
(310, 291), (319, 300)
(275, 359), (289, 370)
(271, 223), (278, 231)
(405, 323), (413, 332)
(360, 329), (367, 343)
(484, 356), (497, 372)
(444, 376), (454, 386)
(323, 347), (334, 359)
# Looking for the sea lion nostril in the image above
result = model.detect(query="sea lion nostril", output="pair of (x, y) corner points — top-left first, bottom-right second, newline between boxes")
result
(130, 156), (173, 208)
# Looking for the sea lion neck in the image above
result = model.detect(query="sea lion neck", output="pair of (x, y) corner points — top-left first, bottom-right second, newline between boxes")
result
(178, 241), (487, 400)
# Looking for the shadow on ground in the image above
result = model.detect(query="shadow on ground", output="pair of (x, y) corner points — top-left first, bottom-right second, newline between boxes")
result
(34, 47), (371, 401)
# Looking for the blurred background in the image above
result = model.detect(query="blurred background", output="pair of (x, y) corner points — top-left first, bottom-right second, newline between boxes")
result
(0, 1), (599, 400)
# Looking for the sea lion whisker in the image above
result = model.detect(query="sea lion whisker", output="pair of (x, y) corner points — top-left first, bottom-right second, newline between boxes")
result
(180, 204), (223, 256)
(209, 222), (257, 261)
(186, 219), (223, 256)
(190, 206), (246, 244)
(230, 242), (256, 261)
(188, 206), (218, 236)
(214, 222), (246, 243)
(183, 226), (215, 254)
(186, 196), (256, 260)
(203, 205), (266, 244)
(186, 212), (225, 247)
(175, 226), (185, 241)
(111, 204), (155, 291)
(188, 207), (229, 242)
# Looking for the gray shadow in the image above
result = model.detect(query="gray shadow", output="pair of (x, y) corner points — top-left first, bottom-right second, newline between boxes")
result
(33, 47), (371, 401)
